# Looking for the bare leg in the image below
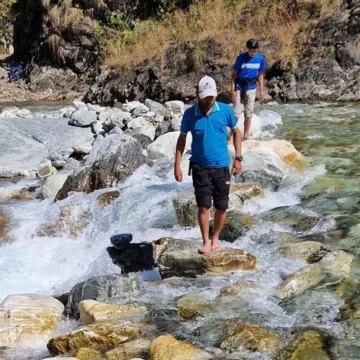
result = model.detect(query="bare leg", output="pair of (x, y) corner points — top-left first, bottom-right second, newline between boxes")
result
(211, 209), (226, 251)
(243, 116), (251, 140)
(198, 206), (211, 254)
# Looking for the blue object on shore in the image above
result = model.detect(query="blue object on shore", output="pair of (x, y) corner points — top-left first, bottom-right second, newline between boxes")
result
(8, 63), (24, 83)
(110, 233), (133, 250)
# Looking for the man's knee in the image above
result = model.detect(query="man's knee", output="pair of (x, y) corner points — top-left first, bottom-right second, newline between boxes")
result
(196, 194), (212, 209)
(213, 197), (229, 211)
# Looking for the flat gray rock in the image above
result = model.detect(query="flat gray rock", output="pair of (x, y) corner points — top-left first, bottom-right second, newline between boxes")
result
(0, 116), (93, 177)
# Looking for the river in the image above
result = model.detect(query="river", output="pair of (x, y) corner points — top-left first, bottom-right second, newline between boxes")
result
(0, 101), (359, 359)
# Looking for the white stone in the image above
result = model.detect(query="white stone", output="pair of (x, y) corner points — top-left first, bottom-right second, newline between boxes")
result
(92, 121), (104, 135)
(235, 113), (262, 136)
(98, 111), (111, 123)
(59, 107), (76, 118)
(147, 131), (192, 159)
(122, 101), (141, 112)
(127, 117), (156, 140)
(109, 126), (123, 135)
(72, 137), (94, 154)
(42, 172), (70, 198)
(0, 107), (19, 118)
(164, 100), (185, 113)
(15, 109), (33, 118)
(170, 115), (183, 131)
(144, 111), (156, 118)
(0, 294), (64, 347)
(109, 110), (132, 128)
(132, 103), (150, 116)
(87, 104), (105, 113)
(70, 110), (97, 127)
(258, 110), (283, 132)
(144, 99), (165, 112)
(72, 100), (87, 110)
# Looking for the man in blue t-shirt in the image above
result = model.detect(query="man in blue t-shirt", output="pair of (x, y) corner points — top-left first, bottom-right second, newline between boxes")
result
(231, 38), (266, 140)
(174, 75), (242, 254)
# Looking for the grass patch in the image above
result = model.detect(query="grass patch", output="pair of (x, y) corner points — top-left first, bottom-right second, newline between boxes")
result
(103, 0), (342, 69)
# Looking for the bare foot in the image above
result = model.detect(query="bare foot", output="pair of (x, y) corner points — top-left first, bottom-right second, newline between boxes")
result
(198, 244), (212, 254)
(243, 136), (248, 141)
(211, 243), (222, 252)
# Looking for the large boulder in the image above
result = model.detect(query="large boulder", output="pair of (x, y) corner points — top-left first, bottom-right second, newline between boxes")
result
(56, 134), (146, 200)
(0, 116), (94, 178)
(65, 273), (141, 319)
(172, 183), (263, 227)
(155, 238), (257, 279)
(276, 250), (353, 300)
(0, 294), (64, 347)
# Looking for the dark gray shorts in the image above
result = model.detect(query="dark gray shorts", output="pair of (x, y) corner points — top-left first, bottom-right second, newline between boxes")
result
(191, 163), (230, 210)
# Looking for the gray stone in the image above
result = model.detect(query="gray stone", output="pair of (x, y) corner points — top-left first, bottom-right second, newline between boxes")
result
(69, 110), (97, 127)
(56, 134), (146, 200)
(65, 273), (140, 319)
(132, 103), (149, 116)
(109, 110), (132, 128)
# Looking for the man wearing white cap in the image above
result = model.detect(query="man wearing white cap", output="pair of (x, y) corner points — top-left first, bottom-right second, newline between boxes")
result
(174, 75), (242, 254)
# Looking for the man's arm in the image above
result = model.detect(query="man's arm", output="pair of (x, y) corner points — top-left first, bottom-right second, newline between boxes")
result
(231, 69), (237, 103)
(231, 127), (242, 175)
(258, 72), (265, 102)
(174, 133), (187, 182)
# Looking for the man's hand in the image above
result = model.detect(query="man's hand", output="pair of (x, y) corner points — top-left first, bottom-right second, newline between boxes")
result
(232, 160), (242, 175)
(174, 166), (183, 182)
(260, 90), (265, 103)
(231, 90), (236, 103)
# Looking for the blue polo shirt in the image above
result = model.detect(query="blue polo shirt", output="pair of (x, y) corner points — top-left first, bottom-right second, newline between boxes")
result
(180, 101), (237, 168)
(233, 52), (266, 90)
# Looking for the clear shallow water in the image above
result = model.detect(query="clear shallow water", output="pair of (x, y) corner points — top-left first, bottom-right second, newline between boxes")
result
(0, 101), (359, 359)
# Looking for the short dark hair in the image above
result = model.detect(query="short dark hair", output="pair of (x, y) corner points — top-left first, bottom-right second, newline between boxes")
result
(246, 38), (259, 49)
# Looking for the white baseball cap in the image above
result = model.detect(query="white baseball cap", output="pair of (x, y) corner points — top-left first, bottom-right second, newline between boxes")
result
(198, 75), (217, 99)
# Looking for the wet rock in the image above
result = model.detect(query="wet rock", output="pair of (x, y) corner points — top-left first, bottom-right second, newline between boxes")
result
(219, 280), (260, 297)
(65, 273), (140, 319)
(110, 233), (132, 250)
(42, 173), (70, 199)
(193, 318), (245, 347)
(0, 294), (64, 347)
(261, 206), (320, 232)
(278, 241), (325, 262)
(156, 237), (257, 279)
(176, 294), (213, 320)
(210, 210), (257, 242)
(47, 321), (143, 356)
(37, 203), (90, 239)
(79, 299), (148, 325)
(96, 190), (121, 208)
(0, 209), (10, 244)
(37, 161), (57, 178)
(105, 339), (151, 360)
(333, 319), (360, 360)
(275, 329), (333, 360)
(276, 250), (353, 300)
(220, 326), (280, 355)
(149, 335), (211, 360)
(172, 183), (263, 228)
(56, 134), (146, 200)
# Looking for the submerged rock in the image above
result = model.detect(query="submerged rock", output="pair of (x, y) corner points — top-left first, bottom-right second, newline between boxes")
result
(176, 294), (213, 320)
(0, 294), (64, 347)
(275, 329), (333, 360)
(96, 190), (121, 208)
(0, 209), (10, 244)
(105, 338), (151, 360)
(149, 335), (211, 360)
(220, 326), (281, 355)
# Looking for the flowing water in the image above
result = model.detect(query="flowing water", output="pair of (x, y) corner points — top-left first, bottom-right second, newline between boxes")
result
(1, 101), (360, 359)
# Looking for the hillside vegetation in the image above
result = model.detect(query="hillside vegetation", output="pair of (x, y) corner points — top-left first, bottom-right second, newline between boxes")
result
(101, 0), (342, 69)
